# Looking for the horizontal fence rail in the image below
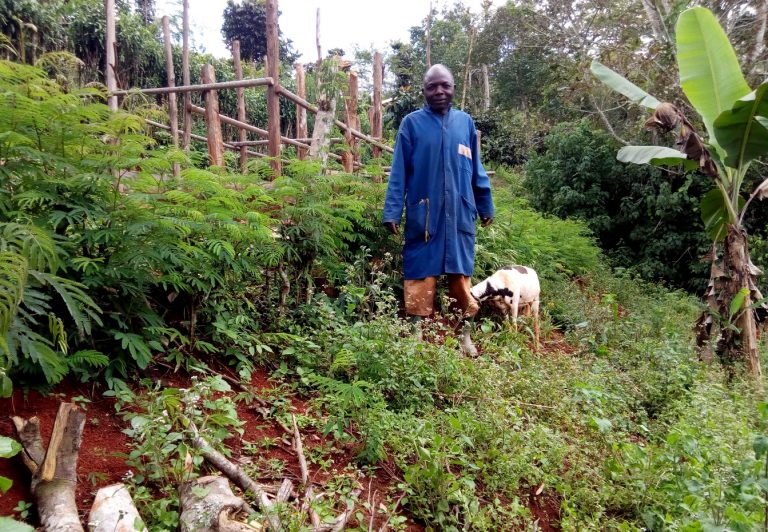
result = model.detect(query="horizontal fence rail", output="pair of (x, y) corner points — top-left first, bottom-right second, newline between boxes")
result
(111, 78), (274, 97)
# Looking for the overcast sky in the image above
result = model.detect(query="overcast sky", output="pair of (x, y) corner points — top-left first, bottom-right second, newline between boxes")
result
(156, 0), (503, 61)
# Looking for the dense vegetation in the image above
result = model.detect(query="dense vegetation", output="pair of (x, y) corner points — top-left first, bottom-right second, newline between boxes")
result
(1, 0), (767, 530)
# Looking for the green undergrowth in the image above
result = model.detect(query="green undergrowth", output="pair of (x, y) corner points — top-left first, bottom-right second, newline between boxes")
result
(272, 186), (768, 529)
(3, 61), (768, 530)
(280, 268), (768, 530)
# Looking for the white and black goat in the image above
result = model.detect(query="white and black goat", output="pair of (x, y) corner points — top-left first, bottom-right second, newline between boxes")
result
(471, 266), (540, 348)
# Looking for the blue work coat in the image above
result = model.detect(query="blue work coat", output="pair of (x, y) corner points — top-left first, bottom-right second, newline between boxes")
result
(383, 106), (494, 279)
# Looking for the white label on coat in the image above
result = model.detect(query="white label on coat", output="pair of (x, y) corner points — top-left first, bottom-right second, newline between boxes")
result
(458, 144), (472, 159)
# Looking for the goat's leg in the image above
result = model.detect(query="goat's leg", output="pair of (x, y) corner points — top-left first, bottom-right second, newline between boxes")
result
(531, 298), (540, 350)
(511, 293), (521, 332)
(459, 315), (479, 357)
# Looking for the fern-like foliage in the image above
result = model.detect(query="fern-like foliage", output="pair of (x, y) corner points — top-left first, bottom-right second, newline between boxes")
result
(0, 251), (27, 339)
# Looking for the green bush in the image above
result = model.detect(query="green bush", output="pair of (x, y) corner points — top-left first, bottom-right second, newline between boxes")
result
(524, 119), (712, 292)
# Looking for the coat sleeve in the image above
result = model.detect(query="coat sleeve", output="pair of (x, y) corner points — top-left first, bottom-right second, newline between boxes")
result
(382, 121), (413, 224)
(469, 120), (495, 219)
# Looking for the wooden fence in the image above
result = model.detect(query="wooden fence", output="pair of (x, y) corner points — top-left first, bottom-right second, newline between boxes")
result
(106, 0), (391, 178)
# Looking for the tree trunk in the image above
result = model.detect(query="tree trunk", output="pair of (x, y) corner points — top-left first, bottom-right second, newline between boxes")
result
(749, 0), (767, 74)
(640, 0), (668, 44)
(13, 403), (86, 532)
(720, 225), (762, 380)
(310, 57), (339, 172)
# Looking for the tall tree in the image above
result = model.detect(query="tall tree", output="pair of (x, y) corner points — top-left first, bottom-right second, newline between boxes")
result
(135, 0), (155, 25)
(220, 0), (297, 64)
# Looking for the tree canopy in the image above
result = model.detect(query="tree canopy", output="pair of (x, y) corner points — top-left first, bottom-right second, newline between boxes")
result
(220, 0), (297, 64)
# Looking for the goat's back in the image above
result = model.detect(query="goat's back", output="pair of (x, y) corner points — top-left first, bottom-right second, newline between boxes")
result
(472, 266), (540, 303)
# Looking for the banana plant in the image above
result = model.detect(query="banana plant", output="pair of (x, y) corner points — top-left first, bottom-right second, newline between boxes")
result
(591, 7), (768, 380)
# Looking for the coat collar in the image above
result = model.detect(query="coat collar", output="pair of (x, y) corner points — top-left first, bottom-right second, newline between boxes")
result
(423, 103), (453, 117)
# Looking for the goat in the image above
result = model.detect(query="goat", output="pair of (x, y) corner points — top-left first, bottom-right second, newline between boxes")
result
(470, 266), (541, 348)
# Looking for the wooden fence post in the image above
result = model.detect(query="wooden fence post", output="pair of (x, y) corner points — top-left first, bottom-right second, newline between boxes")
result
(372, 52), (383, 159)
(342, 71), (359, 173)
(232, 40), (248, 173)
(295, 63), (308, 160)
(310, 57), (339, 172)
(182, 0), (192, 150)
(201, 64), (224, 167)
(265, 0), (281, 177)
(104, 0), (117, 111)
(162, 16), (180, 177)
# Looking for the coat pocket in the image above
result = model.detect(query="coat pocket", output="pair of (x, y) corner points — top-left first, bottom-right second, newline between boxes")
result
(458, 195), (477, 235)
(405, 198), (430, 243)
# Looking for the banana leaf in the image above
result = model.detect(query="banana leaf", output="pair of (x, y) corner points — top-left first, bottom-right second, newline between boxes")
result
(676, 7), (750, 152)
(713, 82), (768, 169)
(590, 61), (660, 109)
(617, 145), (698, 170)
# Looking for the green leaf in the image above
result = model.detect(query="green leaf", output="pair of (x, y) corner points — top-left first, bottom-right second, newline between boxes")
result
(68, 350), (109, 369)
(23, 341), (68, 384)
(729, 288), (750, 320)
(0, 516), (34, 531)
(0, 436), (21, 458)
(190, 486), (210, 498)
(114, 332), (153, 369)
(0, 375), (12, 398)
(590, 61), (660, 109)
(676, 7), (750, 151)
(713, 82), (768, 169)
(754, 435), (768, 458)
(590, 417), (613, 433)
(0, 251), (28, 336)
(28, 272), (102, 336)
(617, 145), (698, 169)
(0, 475), (11, 493)
(700, 188), (730, 242)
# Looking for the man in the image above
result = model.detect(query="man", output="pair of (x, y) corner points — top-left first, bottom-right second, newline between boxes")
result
(382, 64), (494, 352)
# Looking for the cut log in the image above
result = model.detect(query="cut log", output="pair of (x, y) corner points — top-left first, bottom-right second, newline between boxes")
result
(88, 483), (147, 532)
(179, 475), (257, 532)
(12, 403), (86, 532)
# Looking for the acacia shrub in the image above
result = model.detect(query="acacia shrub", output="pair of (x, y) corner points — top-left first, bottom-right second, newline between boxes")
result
(524, 119), (711, 292)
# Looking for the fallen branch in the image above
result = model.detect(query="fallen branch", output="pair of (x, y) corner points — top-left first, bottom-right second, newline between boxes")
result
(377, 491), (407, 532)
(12, 403), (86, 532)
(189, 426), (283, 530)
(292, 414), (321, 529)
(322, 488), (362, 532)
(276, 478), (294, 503)
(291, 415), (361, 531)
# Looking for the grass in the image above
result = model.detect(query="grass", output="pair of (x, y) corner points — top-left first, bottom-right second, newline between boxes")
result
(275, 190), (768, 529)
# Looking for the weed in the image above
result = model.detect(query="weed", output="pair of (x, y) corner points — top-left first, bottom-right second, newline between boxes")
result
(106, 375), (243, 529)
(13, 500), (32, 520)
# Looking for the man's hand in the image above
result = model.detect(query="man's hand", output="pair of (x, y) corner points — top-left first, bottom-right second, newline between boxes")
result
(481, 217), (493, 227)
(384, 222), (400, 235)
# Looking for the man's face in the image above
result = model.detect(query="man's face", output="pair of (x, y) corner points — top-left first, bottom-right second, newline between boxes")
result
(423, 70), (454, 115)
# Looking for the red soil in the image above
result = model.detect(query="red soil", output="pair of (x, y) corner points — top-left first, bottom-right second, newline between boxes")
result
(0, 359), (564, 529)
(0, 367), (422, 530)
(0, 379), (132, 521)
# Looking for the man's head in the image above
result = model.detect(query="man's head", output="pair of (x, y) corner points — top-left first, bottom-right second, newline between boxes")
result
(422, 64), (454, 115)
